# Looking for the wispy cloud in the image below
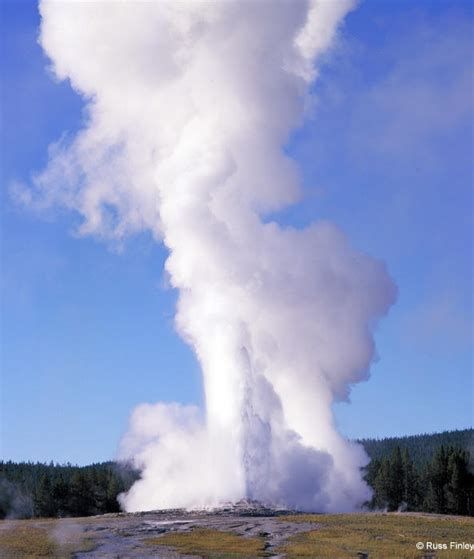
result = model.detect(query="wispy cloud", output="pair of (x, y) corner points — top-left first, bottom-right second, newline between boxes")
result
(349, 16), (473, 166)
(401, 290), (472, 353)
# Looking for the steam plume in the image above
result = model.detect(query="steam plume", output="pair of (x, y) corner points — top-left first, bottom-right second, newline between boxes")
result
(35, 0), (397, 512)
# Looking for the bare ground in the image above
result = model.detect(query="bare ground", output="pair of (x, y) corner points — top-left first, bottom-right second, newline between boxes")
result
(1, 504), (472, 558)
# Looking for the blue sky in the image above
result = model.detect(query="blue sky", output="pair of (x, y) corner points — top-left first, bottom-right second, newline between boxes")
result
(1, 0), (472, 465)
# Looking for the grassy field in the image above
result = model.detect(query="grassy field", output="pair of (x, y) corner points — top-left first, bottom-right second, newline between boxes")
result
(0, 512), (472, 558)
(0, 518), (95, 558)
(277, 513), (474, 559)
(146, 527), (270, 558)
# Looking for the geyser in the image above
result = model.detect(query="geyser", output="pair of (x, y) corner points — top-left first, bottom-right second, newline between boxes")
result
(35, 0), (397, 512)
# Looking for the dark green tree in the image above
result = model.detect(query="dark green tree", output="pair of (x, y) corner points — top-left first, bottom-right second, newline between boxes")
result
(424, 446), (449, 513)
(34, 474), (56, 517)
(372, 458), (391, 509)
(105, 475), (122, 513)
(445, 448), (472, 515)
(51, 475), (69, 517)
(68, 471), (94, 516)
(402, 448), (419, 510)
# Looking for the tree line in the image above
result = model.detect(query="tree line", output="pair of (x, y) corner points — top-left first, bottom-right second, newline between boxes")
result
(0, 460), (138, 519)
(359, 428), (472, 469)
(1, 429), (472, 518)
(364, 445), (473, 515)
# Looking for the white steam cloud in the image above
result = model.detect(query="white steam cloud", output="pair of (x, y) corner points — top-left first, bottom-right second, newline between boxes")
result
(34, 0), (397, 512)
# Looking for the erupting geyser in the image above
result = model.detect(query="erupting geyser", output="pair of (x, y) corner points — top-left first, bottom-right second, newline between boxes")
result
(34, 0), (397, 512)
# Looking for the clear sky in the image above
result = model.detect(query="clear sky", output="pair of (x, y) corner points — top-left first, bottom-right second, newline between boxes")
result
(1, 0), (472, 465)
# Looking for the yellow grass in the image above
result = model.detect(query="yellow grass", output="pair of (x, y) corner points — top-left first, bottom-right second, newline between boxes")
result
(277, 513), (474, 559)
(146, 527), (269, 558)
(3, 512), (472, 558)
(0, 519), (95, 558)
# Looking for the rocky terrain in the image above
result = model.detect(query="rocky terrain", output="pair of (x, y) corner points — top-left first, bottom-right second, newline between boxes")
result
(74, 500), (314, 557)
(2, 502), (473, 558)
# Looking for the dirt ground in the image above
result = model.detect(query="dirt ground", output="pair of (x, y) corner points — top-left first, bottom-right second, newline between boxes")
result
(1, 503), (472, 558)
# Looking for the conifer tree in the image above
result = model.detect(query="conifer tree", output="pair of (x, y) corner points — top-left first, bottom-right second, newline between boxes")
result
(402, 448), (419, 510)
(388, 446), (404, 510)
